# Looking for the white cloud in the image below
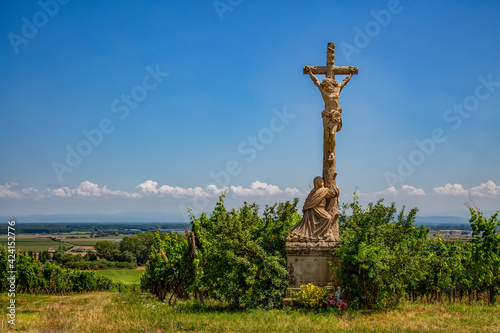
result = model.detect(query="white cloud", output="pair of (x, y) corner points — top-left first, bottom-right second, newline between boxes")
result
(75, 181), (102, 197)
(469, 180), (500, 198)
(401, 184), (426, 196)
(433, 183), (468, 196)
(48, 181), (141, 198)
(158, 185), (208, 198)
(231, 181), (282, 196)
(137, 180), (159, 194)
(4, 180), (498, 203)
(285, 187), (303, 197)
(361, 185), (425, 198)
(0, 181), (141, 200)
(100, 186), (142, 198)
(432, 181), (500, 198)
(374, 186), (398, 196)
(1, 180), (298, 200)
(206, 184), (228, 195)
(230, 186), (258, 196)
(49, 186), (73, 198)
(0, 183), (22, 199)
(230, 181), (301, 197)
(137, 180), (210, 197)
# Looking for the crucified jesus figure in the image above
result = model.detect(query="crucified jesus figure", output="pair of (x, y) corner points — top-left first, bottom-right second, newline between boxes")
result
(306, 67), (355, 161)
(306, 67), (355, 135)
(287, 43), (358, 244)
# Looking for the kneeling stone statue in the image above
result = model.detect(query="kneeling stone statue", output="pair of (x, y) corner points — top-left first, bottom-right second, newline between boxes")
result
(287, 176), (339, 242)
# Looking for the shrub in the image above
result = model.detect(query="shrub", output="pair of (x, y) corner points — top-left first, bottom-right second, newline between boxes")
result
(295, 283), (328, 309)
(467, 204), (500, 304)
(141, 232), (192, 303)
(0, 250), (113, 294)
(336, 194), (428, 310)
(190, 194), (300, 309)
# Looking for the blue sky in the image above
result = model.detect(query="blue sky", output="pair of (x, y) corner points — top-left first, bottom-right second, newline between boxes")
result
(1, 0), (499, 221)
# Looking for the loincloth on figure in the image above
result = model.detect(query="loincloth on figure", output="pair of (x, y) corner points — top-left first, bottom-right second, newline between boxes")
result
(321, 108), (342, 134)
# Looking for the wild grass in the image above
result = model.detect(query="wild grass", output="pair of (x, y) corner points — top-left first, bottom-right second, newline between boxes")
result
(95, 269), (143, 286)
(1, 292), (499, 332)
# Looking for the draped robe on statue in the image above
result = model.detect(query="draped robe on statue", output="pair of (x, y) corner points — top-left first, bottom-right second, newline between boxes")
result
(288, 186), (339, 241)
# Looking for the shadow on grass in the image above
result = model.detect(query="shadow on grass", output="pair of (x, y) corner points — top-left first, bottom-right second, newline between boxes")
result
(115, 291), (361, 319)
(117, 291), (288, 314)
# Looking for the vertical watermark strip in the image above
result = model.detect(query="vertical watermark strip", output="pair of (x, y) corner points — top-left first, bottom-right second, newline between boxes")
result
(6, 220), (16, 326)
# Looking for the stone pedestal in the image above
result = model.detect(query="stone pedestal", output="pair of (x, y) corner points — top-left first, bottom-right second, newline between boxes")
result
(284, 240), (341, 303)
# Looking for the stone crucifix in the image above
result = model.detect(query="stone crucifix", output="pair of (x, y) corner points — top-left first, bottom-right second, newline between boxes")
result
(303, 42), (358, 241)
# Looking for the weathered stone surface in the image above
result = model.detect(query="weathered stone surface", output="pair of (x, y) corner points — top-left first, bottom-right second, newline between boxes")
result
(285, 240), (340, 255)
(283, 241), (340, 304)
(283, 43), (358, 303)
(287, 176), (340, 242)
(301, 42), (358, 243)
(302, 65), (358, 75)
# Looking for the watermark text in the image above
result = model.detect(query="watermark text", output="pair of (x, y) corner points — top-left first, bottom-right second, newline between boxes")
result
(6, 220), (16, 326)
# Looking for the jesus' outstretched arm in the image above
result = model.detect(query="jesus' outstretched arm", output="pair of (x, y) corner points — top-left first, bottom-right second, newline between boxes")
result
(339, 72), (353, 91)
(306, 68), (321, 88)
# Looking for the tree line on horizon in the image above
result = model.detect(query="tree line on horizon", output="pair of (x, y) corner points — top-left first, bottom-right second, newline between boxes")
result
(4, 222), (189, 235)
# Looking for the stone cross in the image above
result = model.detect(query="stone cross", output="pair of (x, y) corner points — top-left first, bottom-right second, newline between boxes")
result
(303, 42), (358, 241)
(303, 43), (358, 78)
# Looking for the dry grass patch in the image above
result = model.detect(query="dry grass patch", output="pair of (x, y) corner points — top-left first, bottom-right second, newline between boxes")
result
(347, 303), (499, 333)
(1, 293), (500, 332)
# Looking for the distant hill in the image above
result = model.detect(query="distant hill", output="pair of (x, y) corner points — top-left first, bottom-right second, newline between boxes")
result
(0, 212), (184, 223)
(415, 216), (469, 225)
(415, 216), (471, 230)
(0, 214), (472, 227)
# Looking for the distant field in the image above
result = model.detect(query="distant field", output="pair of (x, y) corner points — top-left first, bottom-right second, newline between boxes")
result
(0, 234), (124, 252)
(428, 235), (473, 242)
(427, 230), (474, 242)
(64, 236), (123, 247)
(95, 269), (143, 286)
(0, 235), (71, 252)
